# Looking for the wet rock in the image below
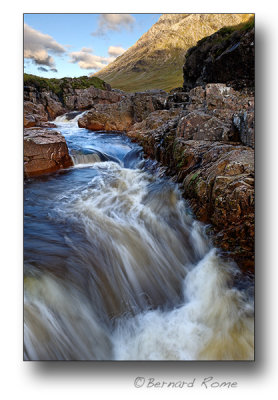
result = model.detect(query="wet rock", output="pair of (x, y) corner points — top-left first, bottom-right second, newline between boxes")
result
(24, 128), (73, 177)
(233, 110), (255, 148)
(126, 84), (254, 272)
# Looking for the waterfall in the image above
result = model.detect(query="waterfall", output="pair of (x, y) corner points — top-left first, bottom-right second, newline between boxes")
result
(24, 113), (254, 360)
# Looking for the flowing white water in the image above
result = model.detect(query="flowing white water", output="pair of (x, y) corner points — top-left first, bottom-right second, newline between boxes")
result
(24, 113), (254, 360)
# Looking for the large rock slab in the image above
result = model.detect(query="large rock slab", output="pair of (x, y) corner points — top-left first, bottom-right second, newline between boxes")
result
(78, 98), (134, 131)
(24, 129), (73, 177)
(78, 90), (167, 132)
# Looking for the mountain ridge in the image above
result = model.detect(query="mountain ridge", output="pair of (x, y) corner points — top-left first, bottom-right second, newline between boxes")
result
(94, 13), (254, 92)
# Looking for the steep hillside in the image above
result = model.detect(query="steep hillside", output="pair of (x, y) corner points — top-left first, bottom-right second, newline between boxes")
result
(94, 13), (253, 92)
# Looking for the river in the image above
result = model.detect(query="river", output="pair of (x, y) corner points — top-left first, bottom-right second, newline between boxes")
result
(24, 112), (254, 360)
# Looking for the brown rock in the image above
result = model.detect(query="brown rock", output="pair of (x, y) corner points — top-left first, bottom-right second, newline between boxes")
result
(63, 87), (123, 110)
(126, 93), (254, 272)
(24, 101), (48, 128)
(177, 111), (236, 141)
(24, 129), (73, 177)
(78, 91), (167, 132)
(78, 98), (134, 131)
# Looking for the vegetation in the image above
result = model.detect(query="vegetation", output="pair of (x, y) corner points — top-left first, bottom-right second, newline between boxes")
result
(95, 14), (253, 92)
(24, 74), (107, 100)
(186, 15), (254, 64)
(217, 15), (254, 36)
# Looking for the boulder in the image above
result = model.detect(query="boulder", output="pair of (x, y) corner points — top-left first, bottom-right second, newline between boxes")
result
(78, 98), (134, 131)
(78, 90), (168, 132)
(24, 129), (73, 177)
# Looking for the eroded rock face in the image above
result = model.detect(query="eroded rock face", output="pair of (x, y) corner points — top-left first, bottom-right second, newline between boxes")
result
(172, 140), (254, 270)
(24, 129), (73, 177)
(24, 101), (48, 128)
(125, 83), (254, 272)
(63, 86), (123, 110)
(24, 79), (124, 121)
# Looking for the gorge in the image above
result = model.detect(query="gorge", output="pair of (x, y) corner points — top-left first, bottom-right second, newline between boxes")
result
(24, 14), (255, 360)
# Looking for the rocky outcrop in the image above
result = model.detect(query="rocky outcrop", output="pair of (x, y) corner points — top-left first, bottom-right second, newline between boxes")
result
(24, 74), (124, 122)
(78, 90), (167, 131)
(24, 101), (48, 128)
(24, 85), (67, 121)
(24, 128), (73, 177)
(78, 97), (134, 131)
(171, 140), (254, 270)
(125, 83), (254, 272)
(183, 20), (254, 91)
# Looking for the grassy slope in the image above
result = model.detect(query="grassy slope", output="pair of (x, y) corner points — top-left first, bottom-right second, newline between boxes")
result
(95, 14), (254, 92)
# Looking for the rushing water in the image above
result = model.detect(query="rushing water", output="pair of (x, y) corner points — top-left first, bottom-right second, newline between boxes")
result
(24, 112), (254, 360)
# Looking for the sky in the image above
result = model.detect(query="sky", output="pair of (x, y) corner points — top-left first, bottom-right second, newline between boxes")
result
(24, 13), (161, 78)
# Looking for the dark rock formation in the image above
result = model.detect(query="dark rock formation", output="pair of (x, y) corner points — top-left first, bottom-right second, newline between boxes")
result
(24, 128), (73, 177)
(183, 20), (254, 92)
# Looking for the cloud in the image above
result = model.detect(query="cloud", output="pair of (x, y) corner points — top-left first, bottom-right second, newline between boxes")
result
(50, 68), (58, 73)
(24, 23), (66, 67)
(108, 46), (125, 57)
(69, 48), (111, 70)
(80, 47), (93, 53)
(37, 66), (49, 72)
(92, 14), (135, 36)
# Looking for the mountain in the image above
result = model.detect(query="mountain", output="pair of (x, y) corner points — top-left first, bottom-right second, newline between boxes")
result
(94, 13), (254, 92)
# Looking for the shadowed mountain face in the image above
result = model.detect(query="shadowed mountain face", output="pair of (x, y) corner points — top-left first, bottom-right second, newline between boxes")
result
(94, 13), (254, 92)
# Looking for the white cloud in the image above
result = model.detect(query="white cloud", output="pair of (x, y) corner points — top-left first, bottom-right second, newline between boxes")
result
(24, 23), (66, 67)
(69, 48), (111, 70)
(108, 46), (125, 57)
(92, 14), (135, 36)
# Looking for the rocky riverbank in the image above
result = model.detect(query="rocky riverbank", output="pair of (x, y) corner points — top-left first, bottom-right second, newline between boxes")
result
(23, 21), (254, 272)
(74, 23), (255, 272)
(24, 75), (124, 176)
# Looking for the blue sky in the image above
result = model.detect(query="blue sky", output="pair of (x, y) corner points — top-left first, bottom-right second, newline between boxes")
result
(24, 14), (161, 78)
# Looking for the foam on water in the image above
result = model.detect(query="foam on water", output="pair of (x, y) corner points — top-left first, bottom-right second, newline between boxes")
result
(24, 113), (254, 360)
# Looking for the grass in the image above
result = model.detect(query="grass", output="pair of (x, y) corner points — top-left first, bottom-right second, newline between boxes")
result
(99, 64), (184, 93)
(24, 74), (107, 99)
(217, 15), (254, 36)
